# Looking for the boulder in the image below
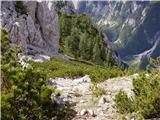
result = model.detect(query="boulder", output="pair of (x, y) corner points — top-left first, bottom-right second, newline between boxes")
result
(88, 109), (95, 117)
(74, 75), (91, 84)
(52, 116), (57, 120)
(80, 109), (95, 117)
(80, 100), (85, 103)
(51, 95), (65, 107)
(98, 96), (107, 105)
(80, 109), (87, 116)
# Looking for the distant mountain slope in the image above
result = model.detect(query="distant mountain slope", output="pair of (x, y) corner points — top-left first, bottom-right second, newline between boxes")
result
(76, 1), (160, 68)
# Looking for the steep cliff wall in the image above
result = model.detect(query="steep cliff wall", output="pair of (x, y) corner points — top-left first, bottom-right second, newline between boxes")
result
(1, 1), (59, 56)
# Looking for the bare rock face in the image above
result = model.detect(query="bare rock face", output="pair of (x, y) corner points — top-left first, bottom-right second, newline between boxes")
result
(1, 1), (59, 56)
(50, 75), (134, 119)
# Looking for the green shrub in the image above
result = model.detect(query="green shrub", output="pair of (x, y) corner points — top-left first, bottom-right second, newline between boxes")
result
(114, 57), (160, 119)
(30, 57), (125, 83)
(114, 90), (134, 114)
(89, 85), (105, 97)
(1, 29), (66, 119)
(132, 70), (160, 118)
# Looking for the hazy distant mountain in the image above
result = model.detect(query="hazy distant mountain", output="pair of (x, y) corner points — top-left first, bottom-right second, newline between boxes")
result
(76, 1), (160, 68)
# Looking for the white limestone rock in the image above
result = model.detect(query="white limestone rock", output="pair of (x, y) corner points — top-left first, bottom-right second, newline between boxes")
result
(80, 109), (87, 116)
(88, 109), (95, 117)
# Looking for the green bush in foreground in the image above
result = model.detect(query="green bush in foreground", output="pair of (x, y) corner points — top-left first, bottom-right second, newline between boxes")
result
(114, 57), (160, 119)
(114, 90), (134, 114)
(1, 29), (66, 120)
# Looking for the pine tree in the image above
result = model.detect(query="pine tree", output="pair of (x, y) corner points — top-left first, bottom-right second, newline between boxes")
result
(64, 28), (80, 58)
(59, 11), (115, 66)
(93, 41), (101, 63)
(79, 33), (88, 59)
(60, 12), (71, 38)
(87, 38), (94, 60)
(106, 50), (113, 66)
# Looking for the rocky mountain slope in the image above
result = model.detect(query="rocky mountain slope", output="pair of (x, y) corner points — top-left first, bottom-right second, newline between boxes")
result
(1, 1), (59, 56)
(76, 1), (160, 68)
(50, 75), (135, 120)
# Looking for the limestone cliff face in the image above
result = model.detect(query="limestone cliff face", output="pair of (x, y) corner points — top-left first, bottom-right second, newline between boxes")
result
(1, 1), (59, 56)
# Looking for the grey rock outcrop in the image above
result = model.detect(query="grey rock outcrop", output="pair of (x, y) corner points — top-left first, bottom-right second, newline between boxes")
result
(1, 1), (59, 56)
(50, 75), (135, 120)
(51, 94), (65, 107)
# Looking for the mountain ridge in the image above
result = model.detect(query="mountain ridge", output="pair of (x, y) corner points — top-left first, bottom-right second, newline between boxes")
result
(76, 1), (160, 68)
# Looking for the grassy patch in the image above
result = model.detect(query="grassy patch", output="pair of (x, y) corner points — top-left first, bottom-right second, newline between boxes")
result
(30, 57), (125, 83)
(89, 85), (105, 97)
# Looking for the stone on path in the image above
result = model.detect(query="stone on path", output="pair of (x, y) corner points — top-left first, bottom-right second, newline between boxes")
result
(80, 109), (87, 116)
